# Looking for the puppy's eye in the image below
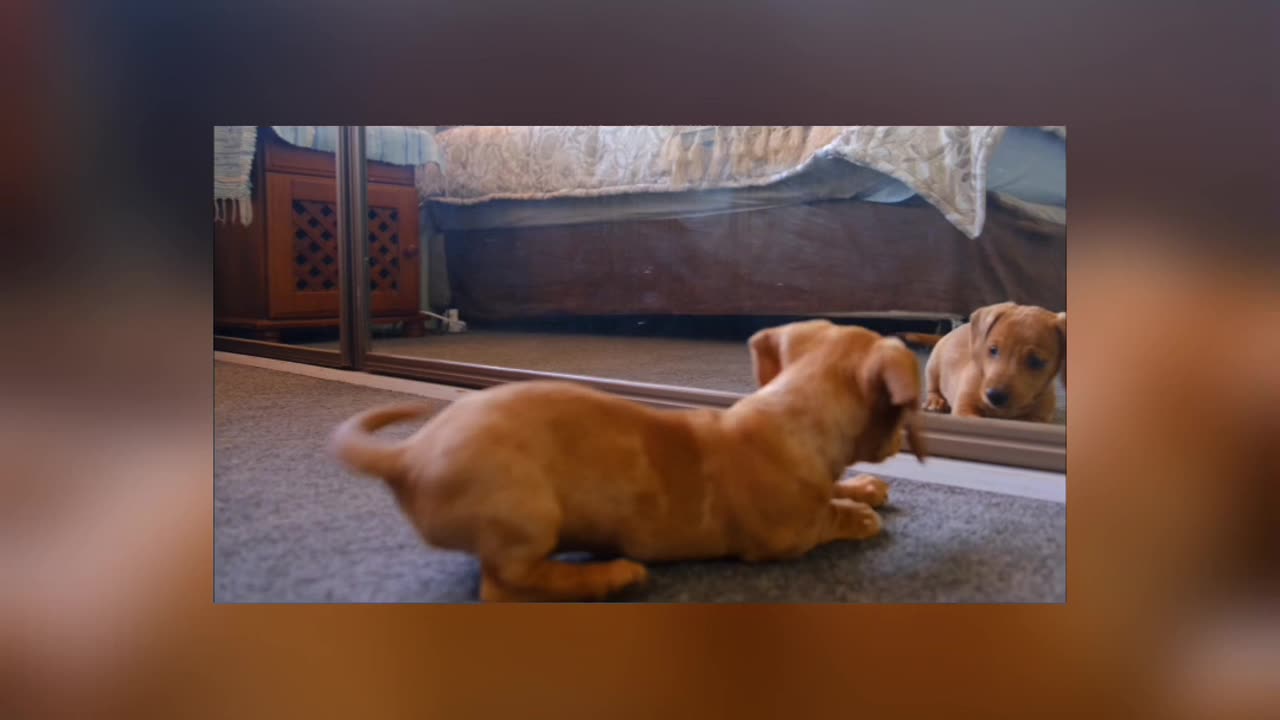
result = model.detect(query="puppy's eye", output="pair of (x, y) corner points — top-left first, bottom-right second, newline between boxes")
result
(1027, 355), (1046, 371)
(988, 345), (999, 357)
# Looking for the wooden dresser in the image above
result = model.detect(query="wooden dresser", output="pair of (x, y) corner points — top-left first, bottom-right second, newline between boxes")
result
(214, 129), (425, 340)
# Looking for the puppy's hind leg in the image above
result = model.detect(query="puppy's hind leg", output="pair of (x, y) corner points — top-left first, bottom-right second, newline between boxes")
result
(475, 509), (647, 602)
(481, 555), (649, 603)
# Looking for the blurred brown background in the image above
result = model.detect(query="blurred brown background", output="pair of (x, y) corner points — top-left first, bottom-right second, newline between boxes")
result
(1, 0), (1276, 718)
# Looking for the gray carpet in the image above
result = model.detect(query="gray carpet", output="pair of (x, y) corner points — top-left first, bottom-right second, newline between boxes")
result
(322, 330), (1067, 425)
(214, 361), (1066, 603)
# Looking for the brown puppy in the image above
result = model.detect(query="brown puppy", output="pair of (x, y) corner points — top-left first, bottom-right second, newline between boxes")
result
(904, 302), (1066, 422)
(329, 320), (926, 602)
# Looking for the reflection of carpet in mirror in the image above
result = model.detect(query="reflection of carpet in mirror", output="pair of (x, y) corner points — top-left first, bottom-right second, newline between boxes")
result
(317, 330), (1066, 425)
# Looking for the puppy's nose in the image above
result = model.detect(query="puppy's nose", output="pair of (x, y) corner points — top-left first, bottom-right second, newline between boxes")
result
(985, 389), (1009, 407)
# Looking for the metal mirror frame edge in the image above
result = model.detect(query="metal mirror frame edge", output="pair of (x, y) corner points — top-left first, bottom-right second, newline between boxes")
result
(358, 353), (1066, 473)
(212, 125), (359, 367)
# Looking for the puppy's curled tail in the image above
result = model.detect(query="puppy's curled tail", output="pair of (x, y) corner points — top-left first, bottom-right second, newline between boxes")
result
(329, 403), (435, 482)
(897, 332), (944, 349)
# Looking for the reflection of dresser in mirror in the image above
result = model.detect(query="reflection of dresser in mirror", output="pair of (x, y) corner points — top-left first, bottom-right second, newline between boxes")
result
(214, 130), (424, 341)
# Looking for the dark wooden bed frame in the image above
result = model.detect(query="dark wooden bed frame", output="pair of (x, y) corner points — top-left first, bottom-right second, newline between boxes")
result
(433, 195), (1066, 323)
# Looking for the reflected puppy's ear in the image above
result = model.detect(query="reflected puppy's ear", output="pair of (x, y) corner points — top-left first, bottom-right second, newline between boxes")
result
(969, 301), (1017, 355)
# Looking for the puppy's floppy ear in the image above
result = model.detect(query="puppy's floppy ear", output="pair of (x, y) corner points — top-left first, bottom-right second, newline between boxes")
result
(859, 337), (927, 462)
(1055, 311), (1067, 388)
(907, 421), (928, 462)
(969, 301), (1017, 352)
(748, 327), (782, 388)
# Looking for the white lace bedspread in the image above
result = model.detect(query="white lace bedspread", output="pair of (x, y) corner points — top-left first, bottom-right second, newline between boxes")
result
(422, 126), (1040, 238)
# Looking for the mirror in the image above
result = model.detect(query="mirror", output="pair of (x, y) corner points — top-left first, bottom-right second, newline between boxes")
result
(266, 125), (1063, 426)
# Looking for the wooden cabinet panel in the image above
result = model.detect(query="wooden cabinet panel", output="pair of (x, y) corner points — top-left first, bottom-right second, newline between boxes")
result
(266, 174), (421, 319)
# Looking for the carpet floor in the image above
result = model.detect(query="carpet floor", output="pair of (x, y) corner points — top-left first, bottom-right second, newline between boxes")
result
(320, 329), (1067, 424)
(214, 361), (1066, 603)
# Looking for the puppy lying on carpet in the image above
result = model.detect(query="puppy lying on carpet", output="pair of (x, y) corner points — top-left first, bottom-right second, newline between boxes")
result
(902, 301), (1066, 423)
(331, 320), (926, 602)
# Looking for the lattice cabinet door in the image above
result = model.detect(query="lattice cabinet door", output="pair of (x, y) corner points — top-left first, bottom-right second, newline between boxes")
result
(266, 174), (420, 318)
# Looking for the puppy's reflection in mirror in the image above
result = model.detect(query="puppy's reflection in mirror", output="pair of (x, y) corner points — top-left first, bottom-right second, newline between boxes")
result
(902, 302), (1066, 424)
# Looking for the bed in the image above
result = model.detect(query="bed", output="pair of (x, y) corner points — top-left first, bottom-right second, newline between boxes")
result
(418, 126), (1067, 323)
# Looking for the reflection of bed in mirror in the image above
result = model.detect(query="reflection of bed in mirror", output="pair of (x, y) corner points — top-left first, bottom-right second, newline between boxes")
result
(422, 126), (1066, 324)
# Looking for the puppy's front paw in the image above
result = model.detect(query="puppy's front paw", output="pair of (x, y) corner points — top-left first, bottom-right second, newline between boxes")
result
(835, 473), (890, 508)
(605, 559), (649, 594)
(828, 499), (883, 540)
(857, 506), (884, 539)
(923, 393), (949, 413)
(480, 574), (522, 602)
